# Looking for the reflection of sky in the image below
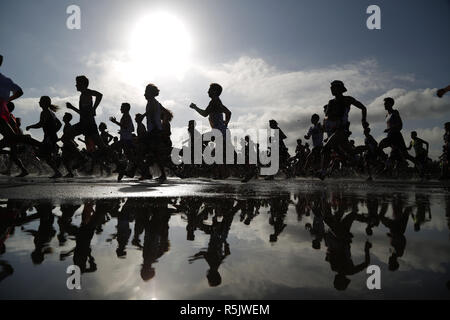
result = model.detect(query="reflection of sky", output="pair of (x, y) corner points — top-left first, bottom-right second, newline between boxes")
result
(0, 190), (449, 299)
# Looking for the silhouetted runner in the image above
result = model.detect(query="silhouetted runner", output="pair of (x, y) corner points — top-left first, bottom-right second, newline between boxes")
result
(142, 84), (169, 182)
(26, 96), (62, 178)
(190, 83), (232, 179)
(66, 76), (104, 151)
(0, 55), (42, 177)
(318, 80), (367, 180)
(378, 97), (421, 176)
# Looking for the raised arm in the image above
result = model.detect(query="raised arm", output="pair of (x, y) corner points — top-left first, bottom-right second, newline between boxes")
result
(189, 103), (210, 117)
(407, 141), (412, 151)
(88, 89), (103, 113)
(109, 116), (120, 126)
(66, 102), (80, 114)
(26, 121), (42, 131)
(26, 114), (43, 131)
(351, 98), (367, 123)
(420, 138), (429, 152)
(2, 76), (23, 102)
(222, 105), (232, 127)
(8, 87), (23, 102)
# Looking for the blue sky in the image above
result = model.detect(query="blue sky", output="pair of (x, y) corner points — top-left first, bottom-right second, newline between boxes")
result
(1, 0), (449, 157)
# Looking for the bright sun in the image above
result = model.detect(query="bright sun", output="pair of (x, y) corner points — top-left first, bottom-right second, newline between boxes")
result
(129, 12), (192, 80)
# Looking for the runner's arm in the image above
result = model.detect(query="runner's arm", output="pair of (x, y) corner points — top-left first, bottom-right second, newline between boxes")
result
(222, 105), (232, 127)
(421, 139), (429, 153)
(66, 102), (80, 114)
(88, 89), (103, 114)
(8, 87), (23, 102)
(189, 103), (210, 117)
(351, 98), (367, 123)
(406, 141), (412, 151)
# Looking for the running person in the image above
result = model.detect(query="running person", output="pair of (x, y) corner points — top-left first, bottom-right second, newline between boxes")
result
(66, 75), (125, 177)
(142, 84), (169, 182)
(0, 102), (30, 177)
(110, 103), (135, 179)
(98, 122), (114, 146)
(0, 55), (41, 177)
(378, 97), (421, 176)
(66, 76), (104, 152)
(303, 113), (324, 173)
(407, 131), (429, 173)
(318, 80), (368, 180)
(60, 112), (84, 177)
(190, 83), (232, 179)
(26, 96), (63, 178)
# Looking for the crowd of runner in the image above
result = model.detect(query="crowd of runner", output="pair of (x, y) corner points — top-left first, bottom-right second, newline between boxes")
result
(1, 54), (449, 182)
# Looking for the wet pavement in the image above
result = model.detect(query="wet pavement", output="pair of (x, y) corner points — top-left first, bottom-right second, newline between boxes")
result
(0, 176), (449, 299)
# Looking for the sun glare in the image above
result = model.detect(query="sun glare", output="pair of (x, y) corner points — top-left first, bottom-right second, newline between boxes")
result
(129, 12), (193, 80)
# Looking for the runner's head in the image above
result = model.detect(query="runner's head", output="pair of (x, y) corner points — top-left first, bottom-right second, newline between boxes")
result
(311, 113), (320, 124)
(384, 97), (395, 110)
(297, 138), (302, 145)
(269, 119), (278, 129)
(99, 122), (107, 131)
(330, 80), (347, 96)
(120, 103), (131, 114)
(135, 113), (143, 123)
(75, 75), (89, 92)
(208, 83), (223, 98)
(63, 112), (72, 123)
(145, 83), (159, 99)
(411, 131), (417, 139)
(39, 96), (59, 112)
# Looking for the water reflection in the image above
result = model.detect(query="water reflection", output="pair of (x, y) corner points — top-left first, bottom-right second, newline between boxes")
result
(0, 189), (449, 299)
